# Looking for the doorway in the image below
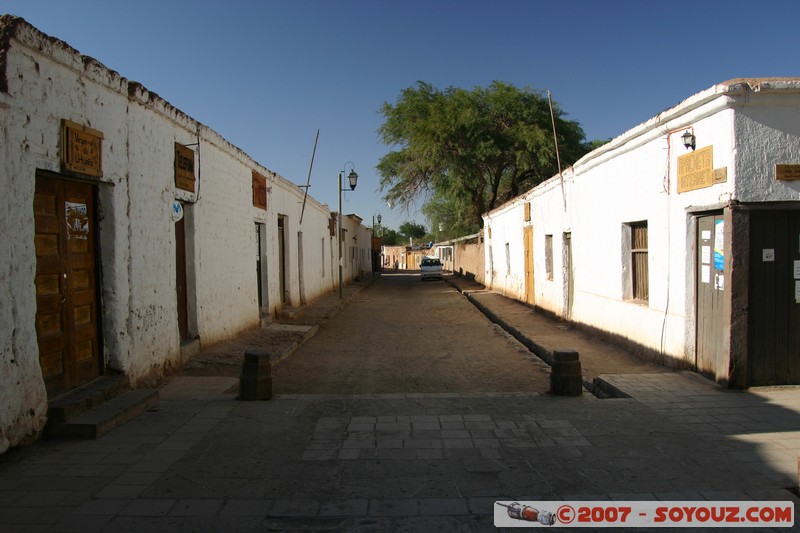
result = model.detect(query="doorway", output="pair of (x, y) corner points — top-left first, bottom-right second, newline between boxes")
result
(174, 207), (190, 341)
(563, 232), (573, 319)
(747, 210), (800, 385)
(277, 216), (287, 304)
(695, 213), (725, 378)
(523, 226), (534, 305)
(34, 172), (101, 397)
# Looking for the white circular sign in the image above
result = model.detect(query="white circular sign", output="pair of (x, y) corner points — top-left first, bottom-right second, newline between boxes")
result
(171, 201), (184, 222)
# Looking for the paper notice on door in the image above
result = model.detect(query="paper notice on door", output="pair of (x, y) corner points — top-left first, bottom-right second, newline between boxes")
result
(701, 265), (711, 284)
(701, 246), (711, 264)
(794, 260), (800, 279)
(796, 281), (800, 302)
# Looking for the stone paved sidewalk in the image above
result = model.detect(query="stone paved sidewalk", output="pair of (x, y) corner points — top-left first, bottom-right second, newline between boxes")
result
(1, 274), (798, 531)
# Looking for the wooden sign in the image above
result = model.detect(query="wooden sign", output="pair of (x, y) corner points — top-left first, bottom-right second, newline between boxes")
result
(252, 171), (267, 210)
(776, 164), (800, 181)
(677, 146), (713, 193)
(174, 143), (195, 193)
(61, 120), (103, 177)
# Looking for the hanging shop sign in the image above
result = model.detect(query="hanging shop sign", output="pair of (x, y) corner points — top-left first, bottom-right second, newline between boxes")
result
(61, 120), (103, 177)
(174, 142), (196, 193)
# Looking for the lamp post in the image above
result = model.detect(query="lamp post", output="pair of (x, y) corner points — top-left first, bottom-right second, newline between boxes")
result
(372, 213), (383, 273)
(338, 162), (358, 299)
(373, 213), (382, 235)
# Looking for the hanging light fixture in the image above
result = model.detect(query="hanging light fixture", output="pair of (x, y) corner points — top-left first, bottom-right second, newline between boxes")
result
(347, 169), (358, 190)
(681, 130), (696, 151)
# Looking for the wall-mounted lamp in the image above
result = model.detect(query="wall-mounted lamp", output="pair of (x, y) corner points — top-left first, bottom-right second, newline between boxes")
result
(338, 162), (358, 299)
(681, 130), (696, 151)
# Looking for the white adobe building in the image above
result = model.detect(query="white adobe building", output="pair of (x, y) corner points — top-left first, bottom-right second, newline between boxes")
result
(0, 16), (372, 453)
(485, 78), (800, 388)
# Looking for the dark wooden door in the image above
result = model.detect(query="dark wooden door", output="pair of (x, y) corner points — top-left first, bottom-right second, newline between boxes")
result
(255, 223), (264, 309)
(748, 211), (800, 385)
(696, 214), (725, 378)
(34, 173), (100, 397)
(278, 217), (286, 304)
(175, 212), (189, 340)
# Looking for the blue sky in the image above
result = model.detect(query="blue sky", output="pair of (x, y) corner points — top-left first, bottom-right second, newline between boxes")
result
(5, 1), (800, 231)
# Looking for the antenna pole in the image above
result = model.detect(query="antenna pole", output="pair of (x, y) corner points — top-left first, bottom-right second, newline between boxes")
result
(548, 91), (567, 211)
(299, 129), (319, 224)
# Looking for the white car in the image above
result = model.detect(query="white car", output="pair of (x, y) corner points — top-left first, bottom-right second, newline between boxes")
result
(420, 257), (443, 281)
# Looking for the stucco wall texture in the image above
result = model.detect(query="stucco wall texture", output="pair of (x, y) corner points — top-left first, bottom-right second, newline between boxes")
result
(485, 79), (800, 373)
(0, 16), (372, 452)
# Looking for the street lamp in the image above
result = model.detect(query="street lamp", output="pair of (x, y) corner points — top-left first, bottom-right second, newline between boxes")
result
(338, 162), (358, 299)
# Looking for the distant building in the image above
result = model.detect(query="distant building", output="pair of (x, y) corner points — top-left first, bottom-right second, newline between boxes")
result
(485, 79), (800, 388)
(0, 16), (372, 452)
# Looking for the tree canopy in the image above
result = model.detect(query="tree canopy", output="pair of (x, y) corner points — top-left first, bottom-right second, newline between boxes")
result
(377, 81), (591, 230)
(398, 221), (427, 240)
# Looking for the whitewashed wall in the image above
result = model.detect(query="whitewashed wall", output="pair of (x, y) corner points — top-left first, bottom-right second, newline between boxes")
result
(0, 17), (368, 452)
(485, 80), (800, 366)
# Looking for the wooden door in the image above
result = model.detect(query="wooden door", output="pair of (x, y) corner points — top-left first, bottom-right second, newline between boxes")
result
(34, 173), (100, 397)
(175, 212), (189, 340)
(747, 211), (800, 385)
(696, 214), (725, 377)
(523, 226), (534, 305)
(255, 223), (264, 309)
(278, 217), (287, 304)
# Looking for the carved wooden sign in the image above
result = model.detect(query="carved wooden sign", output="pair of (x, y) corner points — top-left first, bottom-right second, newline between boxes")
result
(776, 164), (800, 181)
(677, 146), (713, 193)
(174, 143), (196, 193)
(252, 171), (268, 210)
(61, 120), (103, 177)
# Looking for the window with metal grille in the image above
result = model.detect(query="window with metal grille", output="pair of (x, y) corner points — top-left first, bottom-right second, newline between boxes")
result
(630, 222), (649, 301)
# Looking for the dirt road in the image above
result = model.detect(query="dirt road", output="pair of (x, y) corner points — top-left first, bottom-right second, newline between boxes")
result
(273, 273), (551, 394)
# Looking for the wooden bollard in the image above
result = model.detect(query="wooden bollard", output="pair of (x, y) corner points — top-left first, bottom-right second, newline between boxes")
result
(550, 349), (582, 396)
(239, 349), (272, 400)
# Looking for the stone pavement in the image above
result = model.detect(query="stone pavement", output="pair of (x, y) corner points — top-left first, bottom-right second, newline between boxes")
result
(1, 274), (798, 532)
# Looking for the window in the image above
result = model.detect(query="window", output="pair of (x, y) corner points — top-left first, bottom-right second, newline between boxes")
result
(505, 243), (511, 275)
(545, 235), (553, 280)
(625, 222), (649, 301)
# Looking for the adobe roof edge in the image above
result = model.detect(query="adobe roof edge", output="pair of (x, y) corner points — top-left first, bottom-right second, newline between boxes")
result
(0, 15), (326, 212)
(483, 77), (800, 220)
(581, 77), (800, 168)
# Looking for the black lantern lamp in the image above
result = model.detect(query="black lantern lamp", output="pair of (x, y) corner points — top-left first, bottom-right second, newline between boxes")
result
(681, 130), (696, 151)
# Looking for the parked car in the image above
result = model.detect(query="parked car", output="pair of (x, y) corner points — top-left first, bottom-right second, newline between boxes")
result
(420, 257), (443, 281)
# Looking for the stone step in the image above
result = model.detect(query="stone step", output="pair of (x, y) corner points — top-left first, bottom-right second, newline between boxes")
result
(56, 389), (159, 439)
(46, 375), (131, 432)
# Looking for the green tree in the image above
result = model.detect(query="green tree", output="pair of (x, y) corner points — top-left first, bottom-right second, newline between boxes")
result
(398, 221), (427, 240)
(377, 81), (590, 229)
(380, 228), (402, 246)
